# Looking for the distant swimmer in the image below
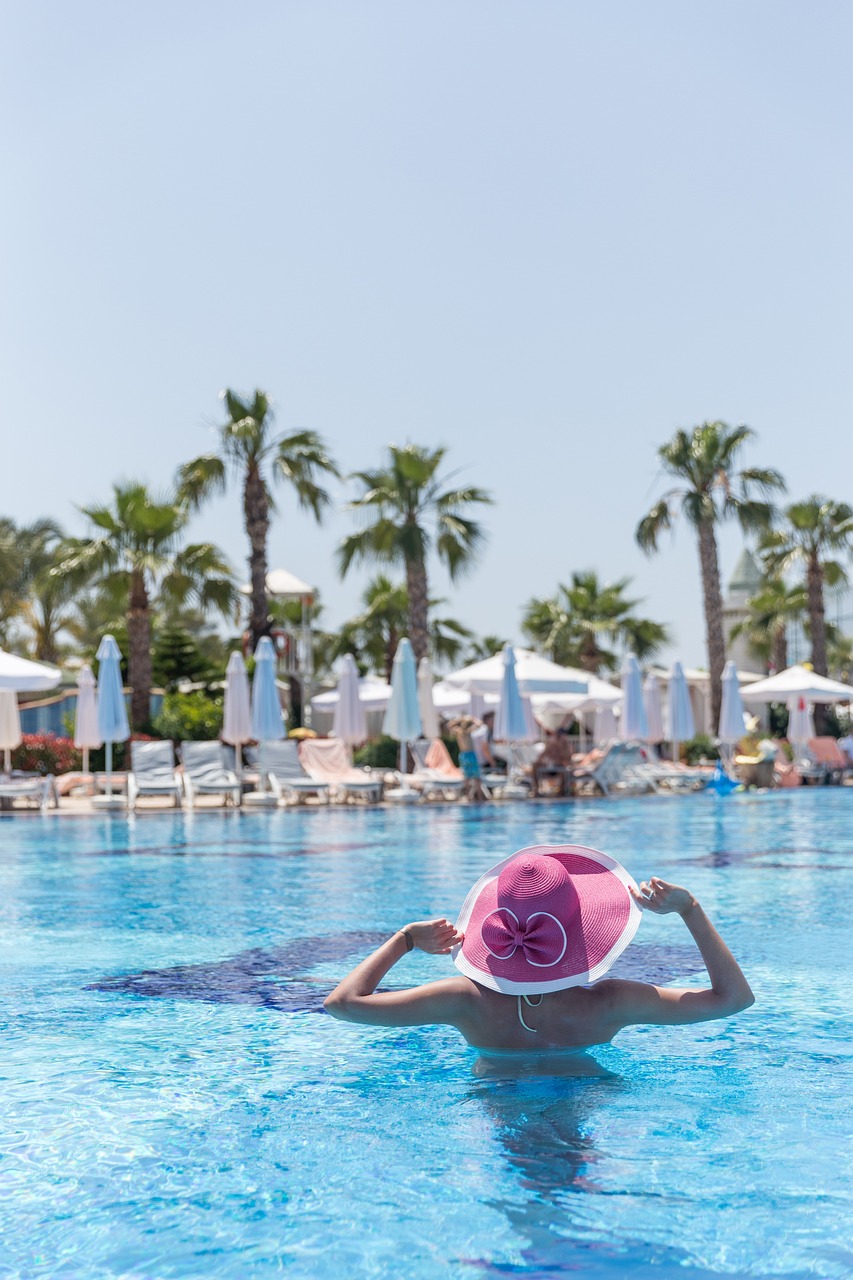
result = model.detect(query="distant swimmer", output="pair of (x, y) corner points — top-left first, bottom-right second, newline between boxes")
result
(324, 845), (754, 1055)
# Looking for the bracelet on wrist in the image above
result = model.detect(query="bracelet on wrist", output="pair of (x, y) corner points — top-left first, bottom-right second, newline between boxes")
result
(398, 928), (414, 952)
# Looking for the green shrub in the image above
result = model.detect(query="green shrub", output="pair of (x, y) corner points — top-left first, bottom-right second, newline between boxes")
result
(11, 734), (82, 775)
(353, 736), (402, 770)
(682, 734), (719, 765)
(152, 692), (223, 743)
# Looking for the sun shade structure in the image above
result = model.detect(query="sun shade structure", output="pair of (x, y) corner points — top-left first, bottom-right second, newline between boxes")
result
(0, 690), (22, 772)
(619, 655), (648, 741)
(332, 654), (367, 745)
(593, 703), (618, 743)
(73, 663), (101, 777)
(445, 648), (587, 696)
(382, 639), (422, 778)
(642, 674), (665, 745)
(741, 664), (853, 703)
(0, 649), (61, 692)
(493, 645), (537, 742)
(786, 696), (815, 746)
(718, 661), (746, 744)
(222, 651), (252, 779)
(417, 656), (441, 741)
(94, 635), (129, 806)
(667, 662), (695, 761)
(251, 637), (285, 742)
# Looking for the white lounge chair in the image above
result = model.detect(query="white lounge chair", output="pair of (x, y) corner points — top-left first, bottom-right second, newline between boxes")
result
(571, 742), (656, 798)
(298, 739), (383, 803)
(409, 740), (465, 800)
(180, 741), (242, 808)
(128, 741), (183, 809)
(244, 740), (330, 806)
(0, 772), (59, 811)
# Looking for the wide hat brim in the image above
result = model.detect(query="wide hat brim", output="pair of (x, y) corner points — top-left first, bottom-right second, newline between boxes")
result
(452, 844), (641, 994)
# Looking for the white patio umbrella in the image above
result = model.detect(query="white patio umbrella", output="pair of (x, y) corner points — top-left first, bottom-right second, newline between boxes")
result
(382, 638), (422, 776)
(620, 655), (648, 741)
(494, 645), (536, 742)
(417, 656), (441, 741)
(741, 664), (853, 703)
(222, 651), (252, 780)
(0, 689), (22, 772)
(332, 654), (367, 745)
(668, 661), (695, 763)
(445, 648), (587, 696)
(642, 673), (665, 745)
(73, 663), (101, 778)
(94, 635), (130, 805)
(718, 660), (746, 747)
(593, 703), (618, 743)
(251, 637), (285, 742)
(0, 648), (61, 692)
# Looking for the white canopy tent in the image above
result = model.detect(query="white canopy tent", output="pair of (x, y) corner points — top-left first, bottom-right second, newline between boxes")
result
(445, 648), (587, 696)
(0, 649), (62, 692)
(741, 665), (853, 704)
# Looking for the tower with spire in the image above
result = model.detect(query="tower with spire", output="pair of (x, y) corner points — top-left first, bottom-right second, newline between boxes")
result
(722, 548), (763, 673)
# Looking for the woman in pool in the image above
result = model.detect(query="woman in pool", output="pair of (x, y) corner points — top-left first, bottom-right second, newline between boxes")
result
(324, 844), (754, 1052)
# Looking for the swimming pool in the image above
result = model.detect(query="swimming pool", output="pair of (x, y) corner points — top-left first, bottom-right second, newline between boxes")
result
(1, 791), (851, 1278)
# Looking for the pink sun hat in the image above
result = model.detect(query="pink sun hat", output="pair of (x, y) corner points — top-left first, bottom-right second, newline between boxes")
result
(452, 845), (642, 994)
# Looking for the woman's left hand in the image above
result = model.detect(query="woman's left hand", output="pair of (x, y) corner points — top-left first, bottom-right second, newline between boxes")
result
(405, 918), (464, 954)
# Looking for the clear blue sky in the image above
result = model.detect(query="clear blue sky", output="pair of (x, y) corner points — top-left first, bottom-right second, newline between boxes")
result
(2, 1), (851, 667)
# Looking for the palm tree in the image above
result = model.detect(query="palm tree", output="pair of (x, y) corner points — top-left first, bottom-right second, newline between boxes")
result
(338, 444), (491, 663)
(176, 389), (339, 650)
(0, 516), (71, 655)
(729, 576), (807, 675)
(759, 497), (853, 678)
(333, 575), (473, 680)
(59, 482), (238, 729)
(522, 571), (671, 673)
(636, 422), (784, 729)
(465, 634), (513, 663)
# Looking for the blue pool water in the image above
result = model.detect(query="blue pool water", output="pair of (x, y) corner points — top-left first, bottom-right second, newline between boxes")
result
(1, 791), (851, 1278)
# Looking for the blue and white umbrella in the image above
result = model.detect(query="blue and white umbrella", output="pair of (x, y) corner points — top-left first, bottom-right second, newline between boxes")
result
(494, 645), (536, 742)
(332, 653), (368, 745)
(96, 634), (129, 799)
(251, 637), (285, 742)
(620, 655), (648, 741)
(383, 638), (422, 775)
(643, 673), (665, 745)
(667, 661), (695, 761)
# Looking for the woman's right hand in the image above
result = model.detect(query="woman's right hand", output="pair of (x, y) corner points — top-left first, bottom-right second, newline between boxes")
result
(630, 877), (696, 917)
(405, 918), (464, 954)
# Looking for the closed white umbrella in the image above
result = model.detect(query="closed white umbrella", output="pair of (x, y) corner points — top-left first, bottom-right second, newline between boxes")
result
(0, 689), (22, 772)
(383, 638), (422, 777)
(222, 651), (252, 780)
(620, 655), (648, 741)
(94, 634), (130, 805)
(668, 661), (695, 763)
(643, 674), (665, 745)
(718, 661), (746, 745)
(251, 637), (285, 742)
(417, 656), (441, 741)
(332, 654), (367, 745)
(494, 645), (535, 742)
(593, 703), (618, 743)
(73, 663), (101, 778)
(787, 696), (814, 749)
(0, 649), (61, 692)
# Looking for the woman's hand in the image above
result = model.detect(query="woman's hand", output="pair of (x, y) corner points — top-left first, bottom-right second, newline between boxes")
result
(630, 877), (696, 917)
(405, 918), (464, 954)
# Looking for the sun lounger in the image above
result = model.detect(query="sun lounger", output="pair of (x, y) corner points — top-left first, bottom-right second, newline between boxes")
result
(0, 772), (59, 811)
(807, 737), (849, 784)
(298, 739), (383, 803)
(180, 741), (242, 808)
(635, 750), (710, 792)
(245, 740), (330, 806)
(127, 741), (183, 808)
(408, 739), (465, 800)
(570, 742), (656, 798)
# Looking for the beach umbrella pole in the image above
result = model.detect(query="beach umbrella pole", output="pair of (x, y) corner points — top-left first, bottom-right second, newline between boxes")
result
(3, 748), (9, 773)
(105, 742), (113, 798)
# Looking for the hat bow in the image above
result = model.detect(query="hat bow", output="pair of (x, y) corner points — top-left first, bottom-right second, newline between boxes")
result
(481, 908), (567, 968)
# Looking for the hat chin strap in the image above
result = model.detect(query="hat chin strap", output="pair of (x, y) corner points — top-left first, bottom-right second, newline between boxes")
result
(517, 993), (544, 1032)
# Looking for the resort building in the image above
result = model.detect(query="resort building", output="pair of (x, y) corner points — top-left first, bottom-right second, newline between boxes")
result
(722, 548), (763, 673)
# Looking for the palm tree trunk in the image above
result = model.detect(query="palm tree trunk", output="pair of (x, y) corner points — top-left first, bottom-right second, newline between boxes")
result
(244, 464), (271, 650)
(806, 553), (828, 676)
(128, 569), (152, 731)
(406, 557), (430, 664)
(771, 623), (788, 675)
(696, 520), (726, 733)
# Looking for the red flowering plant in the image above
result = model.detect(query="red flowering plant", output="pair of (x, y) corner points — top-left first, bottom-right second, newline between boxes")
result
(11, 734), (82, 775)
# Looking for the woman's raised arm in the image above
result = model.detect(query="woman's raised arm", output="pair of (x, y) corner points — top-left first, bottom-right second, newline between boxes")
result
(324, 918), (470, 1028)
(598, 877), (755, 1029)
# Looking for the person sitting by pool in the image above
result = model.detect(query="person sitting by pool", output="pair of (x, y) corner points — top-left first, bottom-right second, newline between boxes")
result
(324, 845), (754, 1053)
